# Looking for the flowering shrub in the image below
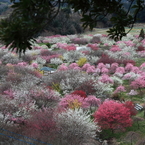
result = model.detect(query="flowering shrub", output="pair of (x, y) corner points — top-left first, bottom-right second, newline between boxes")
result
(58, 63), (68, 71)
(40, 49), (54, 56)
(55, 108), (99, 145)
(68, 63), (79, 69)
(71, 37), (88, 45)
(87, 43), (99, 51)
(1, 33), (145, 144)
(85, 95), (101, 107)
(59, 94), (89, 109)
(76, 79), (96, 95)
(115, 67), (125, 74)
(136, 45), (145, 51)
(97, 54), (136, 66)
(77, 57), (87, 67)
(24, 108), (57, 143)
(50, 57), (63, 65)
(56, 43), (76, 51)
(123, 101), (137, 116)
(63, 50), (85, 63)
(29, 87), (60, 108)
(1, 53), (20, 64)
(101, 67), (109, 74)
(110, 45), (121, 52)
(125, 63), (134, 72)
(131, 76), (145, 90)
(99, 74), (114, 84)
(6, 70), (22, 84)
(114, 85), (126, 94)
(71, 90), (87, 98)
(93, 100), (132, 131)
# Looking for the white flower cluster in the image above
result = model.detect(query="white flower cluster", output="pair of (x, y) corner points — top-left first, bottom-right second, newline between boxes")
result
(36, 57), (46, 65)
(76, 46), (91, 51)
(60, 75), (86, 94)
(40, 36), (71, 44)
(40, 45), (49, 49)
(110, 75), (123, 85)
(100, 37), (115, 47)
(50, 58), (63, 65)
(63, 50), (85, 63)
(83, 35), (93, 42)
(122, 34), (134, 41)
(94, 81), (114, 98)
(67, 34), (78, 40)
(105, 46), (137, 60)
(86, 55), (99, 64)
(55, 108), (98, 145)
(1, 52), (20, 64)
(123, 72), (140, 81)
(25, 49), (41, 56)
(138, 51), (145, 58)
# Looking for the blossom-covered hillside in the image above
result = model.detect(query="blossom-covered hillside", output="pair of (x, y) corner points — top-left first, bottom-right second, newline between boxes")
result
(0, 33), (145, 144)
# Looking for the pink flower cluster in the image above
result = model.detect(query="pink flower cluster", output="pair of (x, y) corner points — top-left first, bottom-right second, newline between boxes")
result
(131, 75), (145, 89)
(110, 45), (121, 52)
(99, 74), (114, 84)
(87, 43), (99, 51)
(56, 43), (76, 51)
(59, 94), (101, 109)
(114, 85), (126, 94)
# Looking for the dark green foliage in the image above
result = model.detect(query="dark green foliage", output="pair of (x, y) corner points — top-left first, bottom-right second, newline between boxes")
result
(0, 4), (8, 15)
(139, 28), (144, 39)
(45, 8), (84, 35)
(0, 0), (60, 56)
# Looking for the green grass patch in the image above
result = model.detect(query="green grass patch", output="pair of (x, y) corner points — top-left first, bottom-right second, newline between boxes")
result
(135, 57), (145, 67)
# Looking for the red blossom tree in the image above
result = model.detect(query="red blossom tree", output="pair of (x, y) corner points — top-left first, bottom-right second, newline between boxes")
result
(71, 90), (87, 98)
(123, 101), (137, 116)
(93, 100), (132, 132)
